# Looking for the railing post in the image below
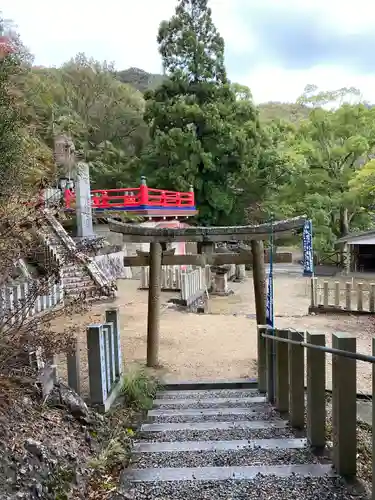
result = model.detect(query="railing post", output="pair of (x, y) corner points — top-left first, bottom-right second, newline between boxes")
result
(288, 330), (305, 428)
(372, 338), (375, 499)
(275, 329), (289, 413)
(105, 307), (123, 379)
(306, 332), (326, 448)
(67, 338), (81, 394)
(332, 332), (357, 477)
(103, 322), (115, 392)
(139, 176), (148, 206)
(257, 326), (267, 394)
(12, 284), (22, 325)
(87, 324), (107, 405)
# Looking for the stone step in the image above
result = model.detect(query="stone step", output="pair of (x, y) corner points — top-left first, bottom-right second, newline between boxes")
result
(133, 437), (307, 453)
(123, 463), (335, 482)
(125, 475), (356, 500)
(126, 385), (358, 500)
(147, 406), (277, 423)
(153, 396), (267, 409)
(62, 276), (93, 285)
(62, 271), (86, 279)
(155, 388), (261, 400)
(63, 281), (95, 290)
(130, 446), (321, 469)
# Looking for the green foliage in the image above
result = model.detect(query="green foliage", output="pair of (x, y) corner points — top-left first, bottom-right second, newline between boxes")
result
(88, 437), (131, 474)
(20, 54), (149, 189)
(0, 20), (25, 195)
(259, 94), (375, 253)
(122, 366), (158, 410)
(141, 0), (261, 225)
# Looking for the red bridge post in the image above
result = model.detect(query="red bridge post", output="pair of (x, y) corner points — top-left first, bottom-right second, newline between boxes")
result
(139, 176), (148, 207)
(189, 184), (195, 207)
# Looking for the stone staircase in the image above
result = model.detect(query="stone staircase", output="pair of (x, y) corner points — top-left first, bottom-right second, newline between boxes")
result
(39, 209), (116, 300)
(122, 383), (364, 499)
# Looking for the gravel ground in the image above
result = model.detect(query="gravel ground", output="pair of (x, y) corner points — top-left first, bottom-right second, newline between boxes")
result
(139, 426), (296, 442)
(150, 410), (279, 423)
(53, 273), (374, 394)
(125, 476), (367, 500)
(130, 448), (322, 469)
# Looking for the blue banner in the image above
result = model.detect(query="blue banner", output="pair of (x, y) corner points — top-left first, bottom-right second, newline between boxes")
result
(303, 219), (314, 277)
(266, 271), (274, 327)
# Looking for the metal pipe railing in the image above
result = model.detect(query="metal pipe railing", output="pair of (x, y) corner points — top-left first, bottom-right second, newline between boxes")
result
(262, 331), (375, 364)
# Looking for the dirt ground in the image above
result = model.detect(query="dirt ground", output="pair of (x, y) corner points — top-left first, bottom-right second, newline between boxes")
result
(54, 272), (374, 396)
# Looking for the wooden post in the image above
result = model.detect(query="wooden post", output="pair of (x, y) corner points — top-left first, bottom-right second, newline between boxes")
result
(332, 332), (357, 476)
(345, 282), (352, 311)
(372, 338), (375, 499)
(288, 330), (305, 428)
(334, 281), (340, 308)
(275, 329), (289, 413)
(147, 242), (162, 367)
(357, 283), (363, 311)
(370, 284), (375, 313)
(310, 277), (318, 307)
(251, 240), (267, 393)
(323, 281), (329, 308)
(306, 332), (326, 448)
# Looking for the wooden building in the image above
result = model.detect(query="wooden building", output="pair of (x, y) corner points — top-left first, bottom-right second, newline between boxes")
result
(336, 229), (375, 272)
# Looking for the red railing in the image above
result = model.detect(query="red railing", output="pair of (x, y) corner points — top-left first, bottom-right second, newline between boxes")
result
(64, 180), (195, 211)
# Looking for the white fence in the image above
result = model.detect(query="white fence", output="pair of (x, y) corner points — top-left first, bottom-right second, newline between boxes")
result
(0, 279), (64, 325)
(181, 268), (206, 306)
(140, 265), (192, 290)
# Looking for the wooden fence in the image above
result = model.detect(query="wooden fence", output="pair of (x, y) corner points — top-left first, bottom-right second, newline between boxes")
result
(0, 279), (64, 324)
(310, 277), (375, 314)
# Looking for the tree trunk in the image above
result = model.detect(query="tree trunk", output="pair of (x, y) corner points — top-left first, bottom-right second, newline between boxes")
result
(339, 207), (350, 268)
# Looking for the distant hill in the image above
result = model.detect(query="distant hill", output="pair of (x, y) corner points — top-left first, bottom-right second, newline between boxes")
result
(116, 67), (165, 92)
(117, 68), (311, 124)
(258, 102), (311, 123)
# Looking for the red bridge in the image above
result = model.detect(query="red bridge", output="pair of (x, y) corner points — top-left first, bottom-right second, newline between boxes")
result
(64, 178), (197, 218)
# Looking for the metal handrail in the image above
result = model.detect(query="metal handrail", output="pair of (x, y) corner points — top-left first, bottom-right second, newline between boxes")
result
(262, 331), (375, 364)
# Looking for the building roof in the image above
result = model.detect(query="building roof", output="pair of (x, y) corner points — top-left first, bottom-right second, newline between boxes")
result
(336, 228), (375, 245)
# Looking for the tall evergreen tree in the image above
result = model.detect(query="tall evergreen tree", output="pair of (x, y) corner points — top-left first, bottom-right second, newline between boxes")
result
(142, 0), (261, 225)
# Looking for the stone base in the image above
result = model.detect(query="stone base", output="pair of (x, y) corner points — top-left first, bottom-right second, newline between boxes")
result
(210, 289), (235, 297)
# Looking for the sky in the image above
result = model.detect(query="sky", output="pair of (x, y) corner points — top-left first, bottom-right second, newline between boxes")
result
(2, 0), (375, 104)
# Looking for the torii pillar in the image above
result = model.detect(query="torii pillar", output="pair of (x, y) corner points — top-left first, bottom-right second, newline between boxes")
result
(146, 241), (163, 367)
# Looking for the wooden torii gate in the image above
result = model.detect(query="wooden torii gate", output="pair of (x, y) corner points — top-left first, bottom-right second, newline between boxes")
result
(109, 216), (306, 367)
